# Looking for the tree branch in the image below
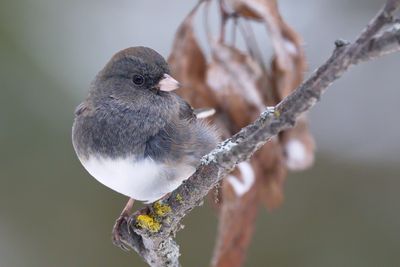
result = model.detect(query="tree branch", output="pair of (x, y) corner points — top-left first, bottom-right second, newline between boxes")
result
(117, 1), (400, 266)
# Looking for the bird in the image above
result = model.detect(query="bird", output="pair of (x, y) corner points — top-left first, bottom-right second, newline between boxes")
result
(71, 46), (218, 245)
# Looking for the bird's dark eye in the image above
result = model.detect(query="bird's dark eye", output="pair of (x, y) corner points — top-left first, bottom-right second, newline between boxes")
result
(132, 74), (145, 85)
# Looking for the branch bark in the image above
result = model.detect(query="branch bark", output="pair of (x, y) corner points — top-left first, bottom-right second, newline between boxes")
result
(116, 1), (400, 266)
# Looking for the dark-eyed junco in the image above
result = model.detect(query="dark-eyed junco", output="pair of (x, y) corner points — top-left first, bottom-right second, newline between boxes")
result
(72, 47), (218, 241)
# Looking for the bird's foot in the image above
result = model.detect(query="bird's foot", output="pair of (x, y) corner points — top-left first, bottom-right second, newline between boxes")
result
(112, 214), (130, 251)
(112, 198), (135, 251)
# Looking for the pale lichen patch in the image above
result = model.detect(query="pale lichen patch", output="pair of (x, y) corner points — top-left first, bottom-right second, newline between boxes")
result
(175, 193), (184, 204)
(201, 140), (238, 164)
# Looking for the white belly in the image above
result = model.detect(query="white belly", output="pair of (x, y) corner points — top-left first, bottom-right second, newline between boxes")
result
(79, 156), (195, 203)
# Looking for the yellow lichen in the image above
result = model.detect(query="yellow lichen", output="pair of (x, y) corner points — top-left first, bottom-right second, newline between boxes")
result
(175, 194), (183, 204)
(153, 201), (171, 217)
(274, 109), (281, 118)
(136, 214), (161, 233)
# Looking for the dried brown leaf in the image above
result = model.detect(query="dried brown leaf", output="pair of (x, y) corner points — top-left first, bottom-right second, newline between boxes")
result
(270, 25), (314, 171)
(270, 23), (305, 98)
(209, 42), (265, 110)
(226, 0), (296, 71)
(211, 161), (260, 267)
(246, 0), (315, 171)
(206, 43), (264, 130)
(224, 0), (265, 21)
(254, 139), (287, 210)
(280, 115), (316, 171)
(168, 4), (218, 108)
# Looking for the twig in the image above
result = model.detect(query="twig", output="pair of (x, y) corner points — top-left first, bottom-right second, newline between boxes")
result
(117, 1), (400, 266)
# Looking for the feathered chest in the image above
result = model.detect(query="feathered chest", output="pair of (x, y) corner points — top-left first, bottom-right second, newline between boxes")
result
(72, 103), (171, 159)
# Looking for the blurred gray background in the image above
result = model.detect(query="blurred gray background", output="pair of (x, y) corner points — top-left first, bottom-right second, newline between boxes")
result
(0, 0), (399, 266)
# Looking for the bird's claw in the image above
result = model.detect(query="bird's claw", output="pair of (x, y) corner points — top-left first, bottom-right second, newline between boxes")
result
(126, 214), (137, 235)
(112, 215), (130, 251)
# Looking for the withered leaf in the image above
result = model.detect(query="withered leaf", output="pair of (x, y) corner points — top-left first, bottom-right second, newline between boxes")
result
(280, 115), (315, 171)
(254, 139), (287, 210)
(211, 161), (259, 267)
(168, 3), (218, 108)
(207, 42), (265, 130)
(226, 0), (297, 71)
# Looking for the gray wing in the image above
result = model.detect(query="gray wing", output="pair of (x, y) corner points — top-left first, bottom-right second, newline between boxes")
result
(176, 95), (216, 120)
(144, 98), (218, 165)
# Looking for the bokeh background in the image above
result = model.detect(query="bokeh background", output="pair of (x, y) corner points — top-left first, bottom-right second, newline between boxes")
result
(1, 0), (399, 266)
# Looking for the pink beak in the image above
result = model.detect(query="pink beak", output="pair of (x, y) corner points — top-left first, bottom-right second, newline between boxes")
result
(158, 74), (180, 92)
